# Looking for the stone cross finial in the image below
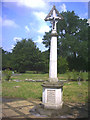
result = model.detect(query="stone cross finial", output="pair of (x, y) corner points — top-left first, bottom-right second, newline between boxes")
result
(45, 5), (63, 32)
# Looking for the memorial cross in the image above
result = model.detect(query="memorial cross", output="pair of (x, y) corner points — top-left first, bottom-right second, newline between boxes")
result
(45, 5), (63, 82)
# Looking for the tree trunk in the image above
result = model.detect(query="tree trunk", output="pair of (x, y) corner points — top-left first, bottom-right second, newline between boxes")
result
(74, 52), (76, 58)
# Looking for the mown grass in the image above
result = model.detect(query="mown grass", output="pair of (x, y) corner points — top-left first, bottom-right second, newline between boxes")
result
(2, 81), (42, 99)
(11, 73), (49, 81)
(2, 72), (88, 103)
(2, 81), (88, 103)
(63, 81), (88, 103)
(3, 71), (88, 81)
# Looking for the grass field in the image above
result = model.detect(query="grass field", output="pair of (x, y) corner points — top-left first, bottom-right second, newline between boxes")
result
(2, 71), (88, 81)
(2, 80), (88, 103)
(2, 72), (88, 103)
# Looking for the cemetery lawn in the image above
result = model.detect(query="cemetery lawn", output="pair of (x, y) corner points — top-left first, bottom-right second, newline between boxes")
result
(2, 71), (88, 81)
(2, 81), (88, 104)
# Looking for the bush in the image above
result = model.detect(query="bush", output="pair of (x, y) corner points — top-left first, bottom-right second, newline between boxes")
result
(66, 70), (71, 80)
(4, 69), (12, 81)
(79, 71), (87, 81)
(72, 69), (80, 80)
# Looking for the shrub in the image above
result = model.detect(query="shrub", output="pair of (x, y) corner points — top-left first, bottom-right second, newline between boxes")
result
(4, 69), (12, 81)
(79, 71), (87, 81)
(66, 70), (71, 80)
(72, 69), (78, 80)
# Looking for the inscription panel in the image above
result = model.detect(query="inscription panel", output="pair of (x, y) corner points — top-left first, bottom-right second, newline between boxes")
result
(47, 90), (55, 103)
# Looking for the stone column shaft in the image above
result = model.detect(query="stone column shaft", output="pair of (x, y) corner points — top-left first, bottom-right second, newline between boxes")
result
(49, 35), (58, 82)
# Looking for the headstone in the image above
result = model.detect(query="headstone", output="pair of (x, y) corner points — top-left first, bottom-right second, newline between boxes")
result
(42, 5), (64, 109)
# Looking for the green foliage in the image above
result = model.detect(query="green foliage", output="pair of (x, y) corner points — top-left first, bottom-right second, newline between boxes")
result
(2, 39), (49, 73)
(42, 11), (88, 71)
(42, 31), (51, 49)
(2, 48), (12, 70)
(11, 39), (48, 73)
(88, 26), (90, 71)
(2, 11), (89, 73)
(66, 70), (88, 81)
(79, 71), (88, 81)
(66, 70), (71, 80)
(4, 69), (12, 81)
(72, 69), (78, 80)
(12, 39), (38, 72)
(57, 56), (68, 73)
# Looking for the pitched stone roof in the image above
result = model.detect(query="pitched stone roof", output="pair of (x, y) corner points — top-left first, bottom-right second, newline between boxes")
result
(45, 5), (63, 21)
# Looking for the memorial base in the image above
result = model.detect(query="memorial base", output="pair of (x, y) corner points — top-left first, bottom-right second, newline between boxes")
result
(42, 81), (63, 109)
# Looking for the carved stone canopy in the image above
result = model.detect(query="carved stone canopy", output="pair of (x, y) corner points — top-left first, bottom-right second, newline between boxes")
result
(45, 5), (63, 21)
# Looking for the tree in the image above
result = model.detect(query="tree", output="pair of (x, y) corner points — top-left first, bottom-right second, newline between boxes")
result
(88, 25), (90, 71)
(11, 38), (48, 73)
(42, 11), (88, 71)
(12, 39), (41, 72)
(40, 50), (49, 73)
(2, 48), (12, 70)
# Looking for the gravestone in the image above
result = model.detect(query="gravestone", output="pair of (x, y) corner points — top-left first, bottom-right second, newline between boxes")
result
(42, 5), (64, 109)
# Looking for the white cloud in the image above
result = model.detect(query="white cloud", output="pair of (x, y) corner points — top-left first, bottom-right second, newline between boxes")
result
(88, 19), (90, 26)
(34, 36), (43, 43)
(33, 11), (47, 20)
(79, 12), (88, 19)
(3, 19), (19, 28)
(13, 37), (22, 43)
(33, 11), (50, 34)
(38, 24), (50, 34)
(37, 36), (43, 43)
(84, 12), (88, 17)
(25, 25), (30, 33)
(60, 3), (67, 12)
(83, 12), (88, 18)
(11, 45), (15, 49)
(17, 0), (46, 9)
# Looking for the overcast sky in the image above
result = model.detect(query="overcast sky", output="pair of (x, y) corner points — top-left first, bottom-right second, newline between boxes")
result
(0, 0), (88, 52)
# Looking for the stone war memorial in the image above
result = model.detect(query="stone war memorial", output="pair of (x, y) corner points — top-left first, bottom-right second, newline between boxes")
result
(30, 5), (67, 117)
(2, 4), (88, 118)
(42, 5), (64, 109)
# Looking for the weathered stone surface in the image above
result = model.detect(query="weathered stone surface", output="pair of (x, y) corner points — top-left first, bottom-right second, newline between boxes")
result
(30, 103), (72, 117)
(49, 35), (58, 81)
(47, 90), (55, 103)
(50, 32), (58, 36)
(42, 81), (64, 88)
(6, 100), (33, 107)
(16, 106), (34, 115)
(2, 98), (88, 118)
(42, 81), (63, 109)
(3, 109), (20, 117)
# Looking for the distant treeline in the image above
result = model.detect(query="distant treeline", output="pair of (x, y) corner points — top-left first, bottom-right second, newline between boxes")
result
(1, 10), (89, 73)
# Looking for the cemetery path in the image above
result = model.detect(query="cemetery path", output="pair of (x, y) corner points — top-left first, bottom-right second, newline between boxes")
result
(2, 98), (44, 118)
(1, 97), (89, 119)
